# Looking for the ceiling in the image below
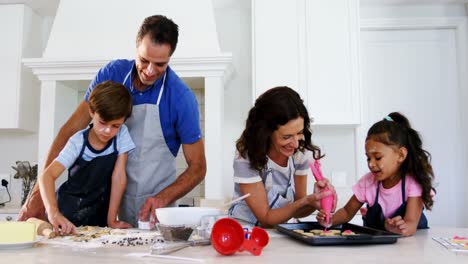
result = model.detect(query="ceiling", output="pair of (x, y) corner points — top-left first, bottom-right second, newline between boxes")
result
(361, 0), (468, 5)
(0, 0), (59, 16)
(1, 0), (466, 17)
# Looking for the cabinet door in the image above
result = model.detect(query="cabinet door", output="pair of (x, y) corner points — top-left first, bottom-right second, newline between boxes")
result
(305, 0), (360, 125)
(252, 0), (304, 99)
(0, 5), (41, 131)
(0, 213), (17, 221)
(0, 6), (23, 128)
(252, 0), (360, 125)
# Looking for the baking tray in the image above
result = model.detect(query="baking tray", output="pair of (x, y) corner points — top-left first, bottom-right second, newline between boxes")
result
(276, 221), (400, 245)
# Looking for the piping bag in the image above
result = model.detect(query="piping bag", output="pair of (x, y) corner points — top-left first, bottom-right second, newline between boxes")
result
(308, 160), (334, 229)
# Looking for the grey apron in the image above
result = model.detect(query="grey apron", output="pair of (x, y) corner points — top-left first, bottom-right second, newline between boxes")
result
(119, 70), (176, 227)
(229, 157), (296, 225)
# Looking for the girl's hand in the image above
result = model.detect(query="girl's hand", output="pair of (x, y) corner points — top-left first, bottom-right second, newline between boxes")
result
(384, 216), (409, 236)
(108, 219), (132, 229)
(49, 211), (77, 235)
(316, 209), (332, 228)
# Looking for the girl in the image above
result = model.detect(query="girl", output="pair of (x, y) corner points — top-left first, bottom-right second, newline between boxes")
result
(318, 112), (434, 236)
(228, 86), (335, 227)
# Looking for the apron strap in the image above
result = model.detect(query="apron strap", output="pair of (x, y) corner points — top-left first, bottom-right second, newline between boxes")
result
(401, 175), (406, 201)
(112, 134), (118, 153)
(123, 70), (132, 90)
(156, 71), (167, 106)
(69, 127), (91, 169)
(374, 181), (381, 205)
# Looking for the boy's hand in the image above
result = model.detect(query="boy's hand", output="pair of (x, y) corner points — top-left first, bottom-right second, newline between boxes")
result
(49, 211), (76, 235)
(384, 216), (408, 236)
(108, 220), (132, 229)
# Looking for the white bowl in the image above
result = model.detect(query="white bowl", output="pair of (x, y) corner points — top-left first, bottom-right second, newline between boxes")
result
(155, 207), (223, 226)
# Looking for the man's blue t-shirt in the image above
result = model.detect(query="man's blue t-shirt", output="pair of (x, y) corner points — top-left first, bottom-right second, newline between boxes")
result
(84, 59), (202, 157)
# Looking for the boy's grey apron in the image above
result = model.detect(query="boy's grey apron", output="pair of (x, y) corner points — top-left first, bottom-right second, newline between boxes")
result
(229, 157), (296, 225)
(119, 70), (176, 227)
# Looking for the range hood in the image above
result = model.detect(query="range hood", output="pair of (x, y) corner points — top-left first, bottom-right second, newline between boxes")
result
(24, 0), (233, 201)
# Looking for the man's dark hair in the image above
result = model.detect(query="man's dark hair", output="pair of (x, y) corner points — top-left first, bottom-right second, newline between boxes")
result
(136, 15), (179, 56)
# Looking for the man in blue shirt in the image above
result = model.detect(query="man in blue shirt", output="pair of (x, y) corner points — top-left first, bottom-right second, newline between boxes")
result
(18, 15), (206, 228)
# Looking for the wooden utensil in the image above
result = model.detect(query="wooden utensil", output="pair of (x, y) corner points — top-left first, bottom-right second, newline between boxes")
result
(26, 217), (57, 238)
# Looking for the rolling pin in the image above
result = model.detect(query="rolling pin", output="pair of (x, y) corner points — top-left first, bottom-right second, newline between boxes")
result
(26, 217), (57, 238)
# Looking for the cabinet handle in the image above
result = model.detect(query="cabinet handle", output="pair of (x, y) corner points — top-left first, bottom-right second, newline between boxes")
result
(5, 216), (13, 221)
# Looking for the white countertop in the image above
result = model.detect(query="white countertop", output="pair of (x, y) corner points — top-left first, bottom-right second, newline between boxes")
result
(0, 226), (467, 263)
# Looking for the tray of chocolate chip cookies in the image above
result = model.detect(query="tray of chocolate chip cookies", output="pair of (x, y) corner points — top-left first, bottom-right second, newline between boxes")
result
(276, 222), (400, 245)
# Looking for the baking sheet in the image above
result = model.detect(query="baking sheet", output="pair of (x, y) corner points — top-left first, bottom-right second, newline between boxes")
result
(276, 221), (400, 245)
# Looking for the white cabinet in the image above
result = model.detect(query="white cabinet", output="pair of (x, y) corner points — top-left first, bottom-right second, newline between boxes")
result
(0, 213), (16, 222)
(0, 5), (42, 131)
(252, 0), (360, 125)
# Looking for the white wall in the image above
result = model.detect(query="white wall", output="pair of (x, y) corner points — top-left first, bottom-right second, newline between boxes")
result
(213, 0), (253, 200)
(359, 2), (468, 227)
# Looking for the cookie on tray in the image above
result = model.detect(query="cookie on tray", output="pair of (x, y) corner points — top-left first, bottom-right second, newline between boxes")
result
(320, 230), (341, 236)
(341, 230), (357, 236)
(309, 229), (323, 235)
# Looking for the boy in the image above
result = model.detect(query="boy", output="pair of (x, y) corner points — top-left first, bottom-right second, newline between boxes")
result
(38, 81), (134, 234)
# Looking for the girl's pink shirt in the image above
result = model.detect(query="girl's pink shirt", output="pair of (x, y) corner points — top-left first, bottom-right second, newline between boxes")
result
(352, 173), (423, 218)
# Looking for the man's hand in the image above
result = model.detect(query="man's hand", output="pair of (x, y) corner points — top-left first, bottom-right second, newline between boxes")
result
(138, 196), (167, 227)
(108, 219), (132, 229)
(17, 205), (46, 221)
(16, 185), (46, 221)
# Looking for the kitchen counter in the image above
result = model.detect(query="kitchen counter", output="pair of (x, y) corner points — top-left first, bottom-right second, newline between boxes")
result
(0, 226), (467, 263)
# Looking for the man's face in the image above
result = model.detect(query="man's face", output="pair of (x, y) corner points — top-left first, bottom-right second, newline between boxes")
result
(135, 34), (171, 87)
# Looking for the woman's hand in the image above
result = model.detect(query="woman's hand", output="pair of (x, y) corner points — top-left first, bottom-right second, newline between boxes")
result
(313, 178), (338, 212)
(304, 189), (333, 209)
(48, 211), (76, 235)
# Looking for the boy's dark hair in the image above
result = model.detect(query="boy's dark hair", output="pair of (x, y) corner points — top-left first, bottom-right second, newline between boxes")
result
(236, 86), (323, 173)
(367, 112), (435, 210)
(88, 81), (133, 122)
(136, 15), (179, 56)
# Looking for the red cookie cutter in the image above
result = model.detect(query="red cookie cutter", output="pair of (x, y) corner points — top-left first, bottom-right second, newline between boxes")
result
(211, 218), (269, 256)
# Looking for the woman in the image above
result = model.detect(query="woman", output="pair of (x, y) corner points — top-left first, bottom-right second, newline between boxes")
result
(228, 86), (335, 227)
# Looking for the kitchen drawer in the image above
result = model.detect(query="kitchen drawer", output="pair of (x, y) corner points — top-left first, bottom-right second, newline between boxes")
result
(0, 213), (17, 221)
